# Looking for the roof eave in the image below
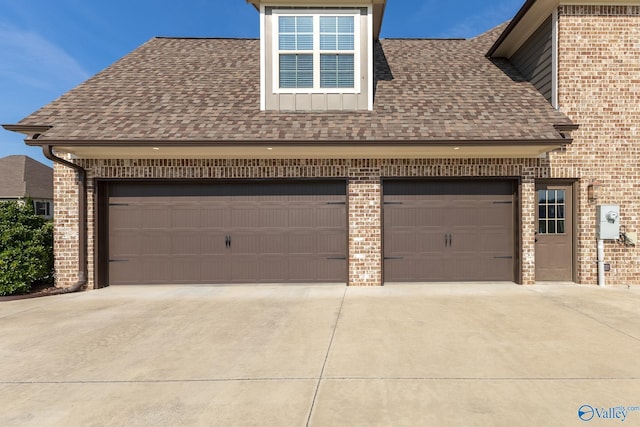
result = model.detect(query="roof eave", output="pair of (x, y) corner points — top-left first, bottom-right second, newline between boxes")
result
(2, 124), (53, 140)
(21, 137), (573, 160)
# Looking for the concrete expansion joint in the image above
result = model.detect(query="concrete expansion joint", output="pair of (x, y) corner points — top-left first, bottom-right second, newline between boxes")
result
(306, 285), (348, 427)
(318, 376), (640, 382)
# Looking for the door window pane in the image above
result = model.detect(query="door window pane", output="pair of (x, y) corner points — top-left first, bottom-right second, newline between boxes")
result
(537, 189), (566, 235)
(557, 220), (565, 234)
(539, 221), (547, 234)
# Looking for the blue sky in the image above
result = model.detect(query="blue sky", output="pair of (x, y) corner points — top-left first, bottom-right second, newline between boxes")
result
(0, 0), (524, 165)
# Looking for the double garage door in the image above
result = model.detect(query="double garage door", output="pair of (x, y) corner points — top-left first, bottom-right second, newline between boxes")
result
(107, 181), (347, 285)
(105, 180), (516, 285)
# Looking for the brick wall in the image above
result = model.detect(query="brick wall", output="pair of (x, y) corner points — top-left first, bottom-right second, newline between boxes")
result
(554, 6), (640, 285)
(53, 157), (557, 289)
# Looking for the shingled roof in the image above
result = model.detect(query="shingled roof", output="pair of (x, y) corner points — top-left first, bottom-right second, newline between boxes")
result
(17, 24), (573, 144)
(0, 155), (53, 200)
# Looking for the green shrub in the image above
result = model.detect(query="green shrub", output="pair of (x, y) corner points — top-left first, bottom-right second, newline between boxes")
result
(0, 201), (54, 296)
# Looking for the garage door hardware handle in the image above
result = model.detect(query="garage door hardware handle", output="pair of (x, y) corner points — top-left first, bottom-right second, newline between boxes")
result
(225, 235), (231, 248)
(108, 259), (129, 263)
(445, 234), (452, 247)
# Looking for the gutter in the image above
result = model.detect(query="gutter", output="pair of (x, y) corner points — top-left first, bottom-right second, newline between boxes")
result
(22, 137), (574, 147)
(43, 145), (88, 294)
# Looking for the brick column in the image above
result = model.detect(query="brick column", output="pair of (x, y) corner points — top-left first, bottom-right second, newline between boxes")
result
(52, 162), (81, 288)
(348, 162), (382, 286)
(521, 176), (536, 285)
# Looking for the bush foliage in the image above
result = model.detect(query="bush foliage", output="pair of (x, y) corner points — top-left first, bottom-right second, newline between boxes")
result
(0, 201), (54, 296)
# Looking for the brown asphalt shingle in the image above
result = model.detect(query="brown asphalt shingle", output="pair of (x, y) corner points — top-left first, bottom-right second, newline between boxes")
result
(0, 155), (53, 199)
(18, 25), (573, 143)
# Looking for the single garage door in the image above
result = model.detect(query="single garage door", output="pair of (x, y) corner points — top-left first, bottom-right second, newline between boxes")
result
(107, 181), (347, 285)
(384, 180), (516, 282)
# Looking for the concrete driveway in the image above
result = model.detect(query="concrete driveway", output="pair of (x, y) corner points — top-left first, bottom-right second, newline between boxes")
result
(1, 284), (640, 426)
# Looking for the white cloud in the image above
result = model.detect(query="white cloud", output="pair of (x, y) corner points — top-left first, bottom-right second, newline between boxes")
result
(0, 22), (89, 92)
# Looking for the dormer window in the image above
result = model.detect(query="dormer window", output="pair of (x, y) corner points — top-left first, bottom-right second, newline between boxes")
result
(254, 1), (385, 112)
(273, 10), (360, 93)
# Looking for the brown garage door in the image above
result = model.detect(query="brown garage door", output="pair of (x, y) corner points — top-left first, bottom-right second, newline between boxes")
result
(384, 180), (516, 282)
(107, 181), (347, 285)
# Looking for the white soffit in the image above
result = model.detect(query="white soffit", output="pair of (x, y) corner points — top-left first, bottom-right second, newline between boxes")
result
(52, 144), (564, 160)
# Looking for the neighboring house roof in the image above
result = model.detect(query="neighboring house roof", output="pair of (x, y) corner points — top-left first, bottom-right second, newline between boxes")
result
(0, 155), (53, 200)
(16, 24), (572, 144)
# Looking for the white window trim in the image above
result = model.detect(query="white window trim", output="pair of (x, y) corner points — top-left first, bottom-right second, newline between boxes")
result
(367, 5), (373, 110)
(272, 9), (361, 94)
(260, 4), (266, 110)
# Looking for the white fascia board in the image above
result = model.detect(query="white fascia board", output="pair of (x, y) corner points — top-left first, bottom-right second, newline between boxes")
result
(260, 4), (266, 111)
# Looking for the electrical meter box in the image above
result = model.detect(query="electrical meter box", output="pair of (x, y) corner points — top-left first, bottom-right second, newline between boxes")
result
(597, 205), (620, 240)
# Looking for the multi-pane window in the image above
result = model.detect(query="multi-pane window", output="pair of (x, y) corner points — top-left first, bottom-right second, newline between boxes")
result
(34, 201), (51, 218)
(274, 11), (358, 91)
(538, 190), (566, 234)
(279, 16), (313, 88)
(319, 16), (355, 88)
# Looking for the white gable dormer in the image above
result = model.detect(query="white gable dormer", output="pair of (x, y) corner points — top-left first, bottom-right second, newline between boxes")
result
(248, 0), (387, 111)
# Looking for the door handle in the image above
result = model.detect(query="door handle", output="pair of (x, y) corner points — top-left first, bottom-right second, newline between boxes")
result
(225, 235), (231, 248)
(448, 234), (452, 247)
(444, 233), (452, 248)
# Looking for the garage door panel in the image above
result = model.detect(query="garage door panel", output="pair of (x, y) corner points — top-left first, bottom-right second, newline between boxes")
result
(201, 256), (232, 283)
(141, 231), (172, 256)
(315, 230), (347, 254)
(142, 206), (173, 228)
(173, 231), (202, 256)
(109, 231), (142, 258)
(140, 256), (173, 284)
(109, 260), (140, 285)
(172, 205), (202, 228)
(384, 180), (515, 282)
(479, 230), (513, 253)
(171, 256), (205, 283)
(109, 206), (143, 229)
(384, 230), (417, 253)
(231, 256), (260, 282)
(107, 181), (347, 285)
(385, 257), (447, 282)
(199, 231), (228, 255)
(288, 233), (315, 254)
